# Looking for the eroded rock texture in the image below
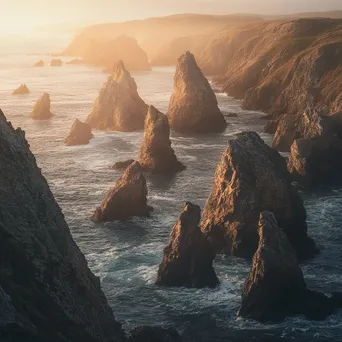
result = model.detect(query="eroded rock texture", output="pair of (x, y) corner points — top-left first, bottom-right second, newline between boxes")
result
(92, 161), (152, 222)
(168, 51), (226, 134)
(239, 211), (342, 322)
(139, 105), (185, 174)
(86, 61), (148, 131)
(201, 132), (317, 261)
(156, 202), (219, 288)
(0, 109), (125, 342)
(272, 108), (331, 152)
(65, 119), (93, 146)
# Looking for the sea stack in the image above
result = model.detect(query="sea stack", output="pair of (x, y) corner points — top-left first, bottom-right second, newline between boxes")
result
(50, 59), (62, 67)
(167, 51), (226, 134)
(139, 105), (185, 174)
(201, 132), (317, 261)
(0, 109), (125, 341)
(34, 60), (44, 67)
(156, 202), (219, 288)
(32, 93), (53, 120)
(92, 161), (152, 222)
(86, 60), (148, 131)
(12, 84), (30, 95)
(65, 119), (93, 146)
(239, 211), (341, 322)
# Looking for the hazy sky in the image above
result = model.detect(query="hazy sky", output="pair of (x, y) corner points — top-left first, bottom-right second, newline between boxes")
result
(1, 0), (342, 33)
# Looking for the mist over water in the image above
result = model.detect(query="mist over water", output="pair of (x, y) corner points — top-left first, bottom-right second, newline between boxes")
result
(1, 37), (342, 341)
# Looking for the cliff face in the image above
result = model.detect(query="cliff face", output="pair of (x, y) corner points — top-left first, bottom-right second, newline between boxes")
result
(0, 110), (124, 341)
(63, 35), (150, 71)
(86, 61), (148, 131)
(63, 14), (262, 62)
(168, 51), (227, 133)
(201, 132), (317, 261)
(216, 18), (342, 116)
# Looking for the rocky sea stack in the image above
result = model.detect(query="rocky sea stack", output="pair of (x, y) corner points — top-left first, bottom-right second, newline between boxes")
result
(168, 51), (226, 134)
(32, 93), (53, 120)
(12, 84), (30, 95)
(86, 61), (148, 131)
(0, 109), (125, 341)
(156, 202), (219, 288)
(201, 132), (317, 261)
(34, 60), (44, 67)
(92, 161), (152, 222)
(239, 211), (342, 322)
(139, 105), (185, 174)
(65, 119), (93, 146)
(50, 59), (62, 67)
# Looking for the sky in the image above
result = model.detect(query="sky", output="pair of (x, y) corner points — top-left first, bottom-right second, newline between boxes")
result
(1, 0), (342, 34)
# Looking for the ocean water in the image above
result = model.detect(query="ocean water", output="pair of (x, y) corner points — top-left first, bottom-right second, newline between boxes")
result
(1, 37), (342, 342)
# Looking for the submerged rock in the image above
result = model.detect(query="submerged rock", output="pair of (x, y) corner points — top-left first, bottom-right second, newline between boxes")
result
(86, 61), (148, 131)
(272, 108), (331, 152)
(112, 159), (135, 170)
(92, 161), (152, 222)
(65, 119), (93, 146)
(168, 51), (227, 134)
(32, 93), (53, 120)
(139, 105), (185, 174)
(34, 60), (44, 67)
(239, 211), (341, 322)
(66, 58), (83, 65)
(50, 59), (62, 67)
(156, 202), (219, 288)
(201, 131), (317, 261)
(128, 326), (182, 342)
(12, 84), (30, 95)
(0, 109), (125, 341)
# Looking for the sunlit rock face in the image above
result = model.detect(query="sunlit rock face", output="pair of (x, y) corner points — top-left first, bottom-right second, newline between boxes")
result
(156, 202), (219, 288)
(32, 93), (53, 120)
(0, 109), (125, 342)
(139, 105), (185, 174)
(86, 61), (148, 131)
(12, 84), (29, 95)
(239, 211), (342, 322)
(168, 51), (227, 134)
(65, 119), (93, 146)
(92, 161), (152, 222)
(201, 131), (318, 261)
(272, 108), (331, 152)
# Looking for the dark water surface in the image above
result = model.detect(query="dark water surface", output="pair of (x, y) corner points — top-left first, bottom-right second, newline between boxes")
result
(1, 58), (342, 341)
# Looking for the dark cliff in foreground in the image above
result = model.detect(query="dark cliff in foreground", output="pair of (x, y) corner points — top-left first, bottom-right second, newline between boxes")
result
(216, 18), (342, 116)
(0, 109), (125, 342)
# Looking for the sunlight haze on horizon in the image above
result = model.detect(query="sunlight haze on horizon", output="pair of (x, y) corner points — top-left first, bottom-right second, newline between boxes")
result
(1, 0), (342, 35)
